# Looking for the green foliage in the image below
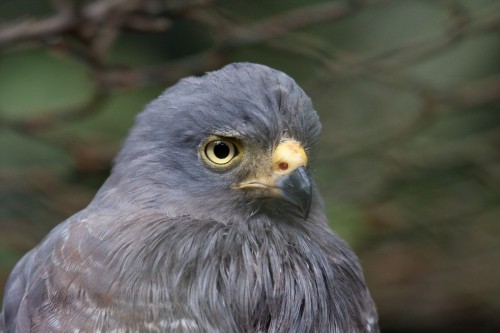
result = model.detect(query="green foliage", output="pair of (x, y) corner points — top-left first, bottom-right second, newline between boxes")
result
(0, 49), (93, 116)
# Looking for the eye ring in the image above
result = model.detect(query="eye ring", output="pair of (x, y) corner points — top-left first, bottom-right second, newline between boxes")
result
(204, 139), (239, 166)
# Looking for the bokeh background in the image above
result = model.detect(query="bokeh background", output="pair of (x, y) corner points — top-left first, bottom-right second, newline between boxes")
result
(1, 0), (499, 332)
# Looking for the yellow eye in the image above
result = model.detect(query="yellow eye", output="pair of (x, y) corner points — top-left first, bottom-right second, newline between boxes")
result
(204, 140), (239, 165)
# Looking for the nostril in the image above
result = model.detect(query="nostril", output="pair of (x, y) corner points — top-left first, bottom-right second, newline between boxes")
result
(279, 162), (289, 171)
(272, 139), (308, 173)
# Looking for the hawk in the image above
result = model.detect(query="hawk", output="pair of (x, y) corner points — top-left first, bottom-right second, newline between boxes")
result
(1, 63), (378, 332)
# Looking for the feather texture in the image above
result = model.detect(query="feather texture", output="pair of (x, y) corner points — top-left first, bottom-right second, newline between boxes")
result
(1, 63), (378, 333)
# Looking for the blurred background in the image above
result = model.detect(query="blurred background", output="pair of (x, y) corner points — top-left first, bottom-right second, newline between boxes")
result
(0, 0), (499, 331)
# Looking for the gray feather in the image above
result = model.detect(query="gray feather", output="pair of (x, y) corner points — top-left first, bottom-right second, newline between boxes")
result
(1, 63), (378, 333)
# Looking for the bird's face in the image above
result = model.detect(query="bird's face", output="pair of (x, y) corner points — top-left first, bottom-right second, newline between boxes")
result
(111, 63), (321, 222)
(199, 133), (312, 218)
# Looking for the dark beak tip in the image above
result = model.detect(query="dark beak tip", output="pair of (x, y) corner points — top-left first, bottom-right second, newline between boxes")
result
(276, 166), (312, 219)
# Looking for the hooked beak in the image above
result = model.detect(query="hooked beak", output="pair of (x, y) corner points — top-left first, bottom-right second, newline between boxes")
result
(235, 139), (312, 219)
(275, 166), (312, 219)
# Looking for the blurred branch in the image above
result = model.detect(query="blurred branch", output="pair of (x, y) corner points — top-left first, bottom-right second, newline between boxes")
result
(314, 71), (500, 161)
(0, 0), (210, 51)
(268, 4), (500, 160)
(192, 0), (394, 47)
(221, 1), (356, 47)
(95, 49), (226, 89)
(318, 7), (500, 77)
(0, 4), (76, 48)
(375, 10), (500, 68)
(1, 0), (499, 160)
(96, 0), (396, 89)
(450, 74), (500, 108)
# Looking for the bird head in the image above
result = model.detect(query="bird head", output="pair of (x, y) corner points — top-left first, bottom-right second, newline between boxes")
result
(103, 63), (322, 223)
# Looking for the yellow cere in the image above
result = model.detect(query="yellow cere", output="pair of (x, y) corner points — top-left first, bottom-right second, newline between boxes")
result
(272, 139), (308, 175)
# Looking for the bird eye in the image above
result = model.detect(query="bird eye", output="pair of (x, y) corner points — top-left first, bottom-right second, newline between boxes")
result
(204, 140), (239, 165)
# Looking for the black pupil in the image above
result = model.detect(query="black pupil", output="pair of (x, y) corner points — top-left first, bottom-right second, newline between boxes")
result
(214, 141), (231, 159)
